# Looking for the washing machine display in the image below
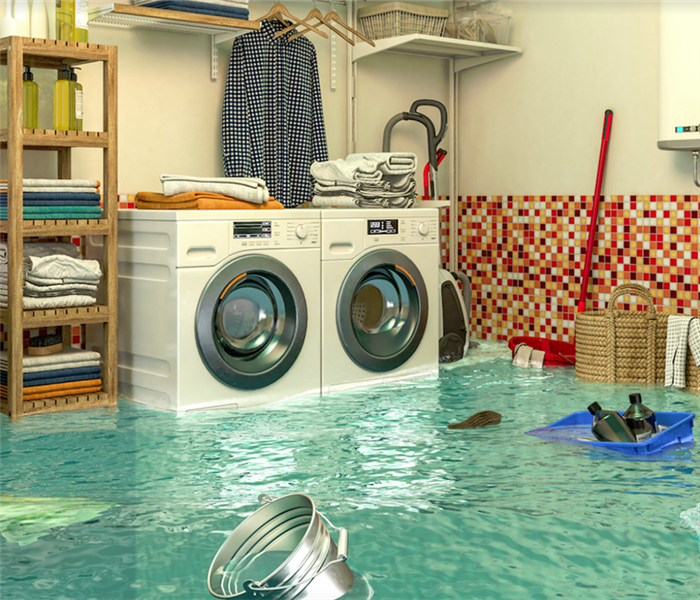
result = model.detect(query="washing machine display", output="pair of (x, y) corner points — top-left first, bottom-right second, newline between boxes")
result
(337, 249), (427, 372)
(195, 255), (307, 390)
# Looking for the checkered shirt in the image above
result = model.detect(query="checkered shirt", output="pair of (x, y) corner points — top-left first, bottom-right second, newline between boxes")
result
(222, 19), (329, 208)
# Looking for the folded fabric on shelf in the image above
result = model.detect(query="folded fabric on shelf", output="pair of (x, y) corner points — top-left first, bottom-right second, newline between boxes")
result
(9, 179), (99, 188)
(0, 253), (102, 283)
(311, 153), (418, 185)
(1, 366), (102, 387)
(0, 382), (103, 401)
(312, 196), (359, 208)
(160, 174), (269, 203)
(136, 191), (283, 211)
(132, 1), (249, 19)
(0, 211), (103, 220)
(0, 241), (82, 265)
(0, 294), (97, 310)
(135, 0), (248, 6)
(1, 200), (101, 208)
(0, 284), (97, 299)
(0, 347), (101, 369)
(19, 360), (101, 375)
(0, 192), (101, 202)
(0, 187), (100, 194)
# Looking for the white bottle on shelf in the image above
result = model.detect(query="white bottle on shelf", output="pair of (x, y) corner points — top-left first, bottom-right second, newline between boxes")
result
(14, 0), (31, 37)
(30, 0), (49, 38)
(45, 0), (56, 38)
(1, 1), (18, 38)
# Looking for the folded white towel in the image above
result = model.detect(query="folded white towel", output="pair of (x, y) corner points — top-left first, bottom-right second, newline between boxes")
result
(0, 294), (97, 310)
(160, 174), (269, 203)
(312, 195), (359, 208)
(0, 241), (82, 265)
(311, 153), (417, 185)
(0, 347), (100, 368)
(20, 179), (99, 188)
(3, 360), (101, 374)
(665, 315), (697, 388)
(1, 187), (100, 194)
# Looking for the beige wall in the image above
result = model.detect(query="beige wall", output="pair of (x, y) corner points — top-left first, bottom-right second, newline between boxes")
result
(2, 1), (698, 196)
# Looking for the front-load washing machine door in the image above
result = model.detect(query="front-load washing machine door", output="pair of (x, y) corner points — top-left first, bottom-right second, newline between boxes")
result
(337, 249), (428, 372)
(195, 255), (307, 390)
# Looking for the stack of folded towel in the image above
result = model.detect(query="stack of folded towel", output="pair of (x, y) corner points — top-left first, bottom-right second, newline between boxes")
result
(1, 347), (102, 402)
(132, 0), (249, 20)
(0, 241), (102, 310)
(310, 153), (418, 208)
(135, 174), (283, 210)
(0, 179), (102, 221)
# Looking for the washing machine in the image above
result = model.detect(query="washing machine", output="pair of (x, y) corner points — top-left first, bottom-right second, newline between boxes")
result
(88, 209), (321, 411)
(320, 208), (440, 393)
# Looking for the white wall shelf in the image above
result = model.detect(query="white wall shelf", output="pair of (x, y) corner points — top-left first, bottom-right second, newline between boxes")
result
(88, 3), (259, 80)
(352, 34), (522, 73)
(348, 6), (523, 271)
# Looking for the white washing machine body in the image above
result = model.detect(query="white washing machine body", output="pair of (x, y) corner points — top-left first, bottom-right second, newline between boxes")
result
(320, 208), (440, 393)
(89, 209), (321, 412)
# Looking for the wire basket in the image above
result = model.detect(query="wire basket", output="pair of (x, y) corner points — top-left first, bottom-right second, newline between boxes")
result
(358, 2), (449, 40)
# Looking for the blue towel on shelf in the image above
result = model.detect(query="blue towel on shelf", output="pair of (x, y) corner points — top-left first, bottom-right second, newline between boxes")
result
(0, 211), (103, 220)
(1, 366), (102, 386)
(0, 200), (102, 207)
(140, 1), (249, 19)
(0, 192), (102, 202)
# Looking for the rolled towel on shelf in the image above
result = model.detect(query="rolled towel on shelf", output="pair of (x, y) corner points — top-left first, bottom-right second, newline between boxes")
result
(131, 1), (249, 19)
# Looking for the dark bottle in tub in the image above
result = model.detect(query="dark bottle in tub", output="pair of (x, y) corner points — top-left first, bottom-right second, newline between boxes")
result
(587, 402), (637, 443)
(623, 393), (657, 442)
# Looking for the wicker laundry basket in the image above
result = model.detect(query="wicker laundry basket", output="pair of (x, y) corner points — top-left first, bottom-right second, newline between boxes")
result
(575, 282), (700, 390)
(358, 2), (449, 40)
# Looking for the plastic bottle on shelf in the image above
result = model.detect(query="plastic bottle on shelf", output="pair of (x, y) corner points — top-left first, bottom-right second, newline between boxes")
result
(53, 62), (75, 131)
(588, 402), (637, 443)
(30, 0), (49, 38)
(623, 393), (657, 442)
(14, 0), (31, 36)
(23, 66), (39, 129)
(45, 0), (56, 38)
(1, 5), (18, 38)
(55, 0), (73, 41)
(70, 66), (83, 131)
(73, 0), (87, 42)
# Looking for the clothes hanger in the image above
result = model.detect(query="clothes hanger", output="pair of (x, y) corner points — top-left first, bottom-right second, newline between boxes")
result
(255, 3), (328, 39)
(324, 9), (376, 47)
(279, 7), (354, 45)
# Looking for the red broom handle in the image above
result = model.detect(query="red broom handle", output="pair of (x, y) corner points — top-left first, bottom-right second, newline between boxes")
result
(577, 110), (613, 313)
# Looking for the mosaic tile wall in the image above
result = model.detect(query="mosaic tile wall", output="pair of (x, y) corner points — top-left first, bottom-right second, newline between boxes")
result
(457, 195), (700, 344)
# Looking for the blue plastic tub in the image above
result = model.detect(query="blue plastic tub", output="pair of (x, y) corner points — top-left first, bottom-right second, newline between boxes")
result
(525, 411), (695, 455)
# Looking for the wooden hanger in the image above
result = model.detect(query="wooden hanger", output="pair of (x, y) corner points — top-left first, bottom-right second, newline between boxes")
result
(256, 3), (328, 39)
(325, 10), (376, 47)
(280, 8), (354, 45)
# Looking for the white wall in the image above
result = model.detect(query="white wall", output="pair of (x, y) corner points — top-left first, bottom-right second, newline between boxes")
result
(2, 1), (698, 196)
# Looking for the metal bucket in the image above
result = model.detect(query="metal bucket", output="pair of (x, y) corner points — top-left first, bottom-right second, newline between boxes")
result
(208, 494), (353, 600)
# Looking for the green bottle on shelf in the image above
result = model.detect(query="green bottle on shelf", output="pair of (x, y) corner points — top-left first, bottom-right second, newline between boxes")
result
(623, 393), (657, 442)
(588, 402), (637, 443)
(23, 66), (39, 130)
(53, 63), (75, 131)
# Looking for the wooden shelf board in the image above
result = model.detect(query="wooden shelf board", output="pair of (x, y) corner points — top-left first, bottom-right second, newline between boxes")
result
(2, 392), (115, 417)
(0, 219), (109, 236)
(89, 3), (259, 35)
(0, 36), (111, 67)
(0, 129), (109, 149)
(0, 305), (111, 329)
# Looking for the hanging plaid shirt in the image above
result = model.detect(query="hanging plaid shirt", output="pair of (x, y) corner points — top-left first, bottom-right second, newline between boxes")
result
(222, 20), (329, 208)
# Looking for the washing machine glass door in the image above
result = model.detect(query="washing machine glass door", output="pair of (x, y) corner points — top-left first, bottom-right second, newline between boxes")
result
(195, 255), (307, 390)
(337, 249), (428, 372)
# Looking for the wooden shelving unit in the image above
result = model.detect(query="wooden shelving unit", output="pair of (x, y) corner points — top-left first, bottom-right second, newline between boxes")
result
(0, 36), (118, 418)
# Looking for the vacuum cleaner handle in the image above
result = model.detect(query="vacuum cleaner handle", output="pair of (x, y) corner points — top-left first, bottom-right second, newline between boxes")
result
(410, 99), (448, 146)
(382, 112), (439, 170)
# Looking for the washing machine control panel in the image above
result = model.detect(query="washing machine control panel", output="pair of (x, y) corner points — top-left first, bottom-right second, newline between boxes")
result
(364, 216), (439, 247)
(229, 219), (320, 251)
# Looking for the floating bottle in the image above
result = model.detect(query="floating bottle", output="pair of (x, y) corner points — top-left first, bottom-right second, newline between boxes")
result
(623, 393), (657, 442)
(71, 66), (83, 131)
(23, 66), (39, 129)
(588, 402), (637, 443)
(53, 62), (75, 131)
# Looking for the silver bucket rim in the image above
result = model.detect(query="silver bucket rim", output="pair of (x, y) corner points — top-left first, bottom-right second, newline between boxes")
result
(207, 493), (352, 600)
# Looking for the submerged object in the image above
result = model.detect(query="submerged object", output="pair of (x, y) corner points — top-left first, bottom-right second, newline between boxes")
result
(448, 410), (502, 429)
(588, 402), (636, 443)
(208, 493), (353, 599)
